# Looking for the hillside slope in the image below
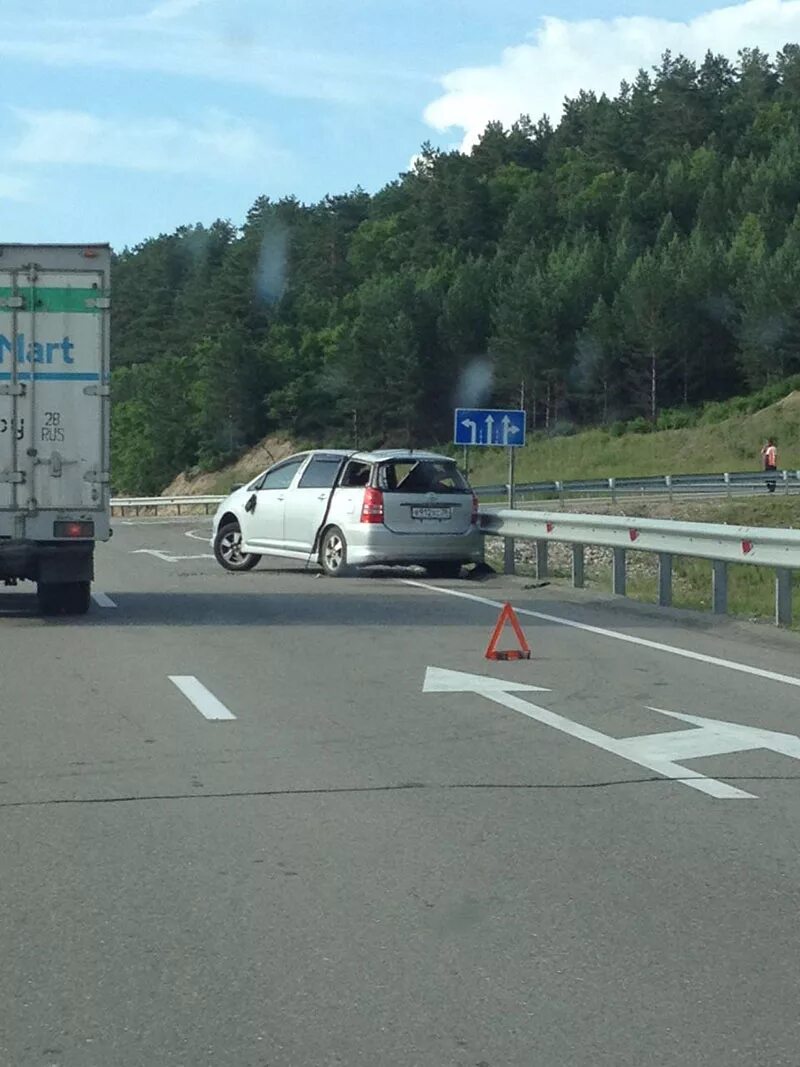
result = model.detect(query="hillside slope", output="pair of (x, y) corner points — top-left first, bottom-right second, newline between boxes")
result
(463, 392), (800, 486)
(163, 391), (800, 497)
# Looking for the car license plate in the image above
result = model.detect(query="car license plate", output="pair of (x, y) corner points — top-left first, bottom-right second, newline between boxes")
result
(411, 506), (451, 520)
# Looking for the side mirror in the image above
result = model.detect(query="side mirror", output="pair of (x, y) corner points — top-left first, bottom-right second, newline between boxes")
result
(244, 494), (257, 515)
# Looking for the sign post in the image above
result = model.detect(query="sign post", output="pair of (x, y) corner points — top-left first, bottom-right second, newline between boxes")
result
(454, 408), (526, 576)
(505, 446), (516, 575)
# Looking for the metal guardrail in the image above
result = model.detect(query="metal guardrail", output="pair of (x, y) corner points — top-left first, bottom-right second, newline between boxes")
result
(472, 469), (800, 502)
(110, 468), (800, 514)
(479, 507), (800, 626)
(111, 496), (224, 515)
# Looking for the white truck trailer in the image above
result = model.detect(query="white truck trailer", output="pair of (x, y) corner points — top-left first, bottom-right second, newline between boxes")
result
(0, 244), (111, 614)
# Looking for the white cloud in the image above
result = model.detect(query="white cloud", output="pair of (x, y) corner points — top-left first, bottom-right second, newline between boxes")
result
(425, 0), (800, 149)
(9, 107), (288, 176)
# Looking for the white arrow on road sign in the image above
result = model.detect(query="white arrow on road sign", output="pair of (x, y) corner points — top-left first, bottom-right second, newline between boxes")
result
(501, 415), (521, 446)
(484, 414), (494, 444)
(423, 667), (800, 799)
(460, 418), (478, 445)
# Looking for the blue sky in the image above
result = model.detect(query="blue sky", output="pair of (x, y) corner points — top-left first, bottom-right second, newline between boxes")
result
(0, 0), (797, 249)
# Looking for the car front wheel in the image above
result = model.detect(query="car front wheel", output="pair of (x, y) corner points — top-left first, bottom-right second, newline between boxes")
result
(214, 522), (261, 572)
(320, 527), (351, 577)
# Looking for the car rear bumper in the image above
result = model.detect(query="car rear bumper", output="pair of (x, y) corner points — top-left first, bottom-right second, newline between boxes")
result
(346, 526), (484, 566)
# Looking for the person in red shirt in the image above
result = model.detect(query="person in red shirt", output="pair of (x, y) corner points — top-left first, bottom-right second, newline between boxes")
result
(761, 438), (778, 493)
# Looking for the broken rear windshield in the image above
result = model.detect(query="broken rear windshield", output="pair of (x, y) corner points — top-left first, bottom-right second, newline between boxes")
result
(378, 460), (469, 494)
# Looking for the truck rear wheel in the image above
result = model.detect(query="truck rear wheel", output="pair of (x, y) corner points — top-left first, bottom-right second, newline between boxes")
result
(38, 580), (91, 616)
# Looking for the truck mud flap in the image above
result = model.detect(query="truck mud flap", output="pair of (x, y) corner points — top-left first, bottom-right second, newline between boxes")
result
(0, 541), (94, 583)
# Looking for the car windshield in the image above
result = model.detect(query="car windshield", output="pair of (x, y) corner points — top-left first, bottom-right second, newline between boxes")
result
(378, 459), (469, 494)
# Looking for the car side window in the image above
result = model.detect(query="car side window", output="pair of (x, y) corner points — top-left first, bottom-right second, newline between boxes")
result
(260, 458), (304, 491)
(341, 461), (371, 488)
(298, 456), (344, 489)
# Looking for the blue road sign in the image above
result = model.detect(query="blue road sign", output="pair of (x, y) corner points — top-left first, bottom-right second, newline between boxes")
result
(454, 408), (526, 447)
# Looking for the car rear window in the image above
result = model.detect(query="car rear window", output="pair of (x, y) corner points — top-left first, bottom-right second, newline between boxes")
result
(378, 459), (469, 494)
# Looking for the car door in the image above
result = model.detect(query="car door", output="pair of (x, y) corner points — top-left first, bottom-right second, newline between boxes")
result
(244, 456), (306, 550)
(282, 453), (346, 553)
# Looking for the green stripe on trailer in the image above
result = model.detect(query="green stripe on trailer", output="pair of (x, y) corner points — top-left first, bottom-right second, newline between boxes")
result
(0, 287), (108, 314)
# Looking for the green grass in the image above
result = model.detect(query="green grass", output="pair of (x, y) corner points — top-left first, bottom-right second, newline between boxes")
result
(614, 498), (800, 627)
(622, 557), (800, 628)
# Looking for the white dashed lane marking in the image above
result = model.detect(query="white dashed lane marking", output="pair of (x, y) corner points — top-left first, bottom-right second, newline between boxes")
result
(169, 676), (237, 721)
(91, 591), (117, 608)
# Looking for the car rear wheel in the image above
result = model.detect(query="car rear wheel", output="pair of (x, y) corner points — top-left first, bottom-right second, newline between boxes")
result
(214, 522), (261, 572)
(425, 561), (464, 580)
(320, 527), (351, 577)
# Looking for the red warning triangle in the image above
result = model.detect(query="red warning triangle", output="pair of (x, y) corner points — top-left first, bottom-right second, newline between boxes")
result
(485, 602), (531, 661)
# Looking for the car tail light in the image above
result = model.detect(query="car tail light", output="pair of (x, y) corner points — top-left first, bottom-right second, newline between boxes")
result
(54, 520), (94, 538)
(471, 493), (479, 525)
(360, 486), (384, 524)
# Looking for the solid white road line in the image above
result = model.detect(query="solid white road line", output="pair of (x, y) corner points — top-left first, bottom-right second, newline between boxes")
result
(404, 579), (800, 690)
(169, 676), (236, 721)
(91, 591), (117, 608)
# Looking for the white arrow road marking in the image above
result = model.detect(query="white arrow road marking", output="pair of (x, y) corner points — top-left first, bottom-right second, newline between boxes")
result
(406, 581), (800, 690)
(424, 666), (550, 694)
(169, 676), (236, 721)
(91, 591), (117, 608)
(423, 667), (763, 799)
(185, 528), (212, 543)
(133, 549), (214, 563)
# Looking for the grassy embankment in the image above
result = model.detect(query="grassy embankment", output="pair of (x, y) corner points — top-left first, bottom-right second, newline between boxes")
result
(462, 389), (800, 487)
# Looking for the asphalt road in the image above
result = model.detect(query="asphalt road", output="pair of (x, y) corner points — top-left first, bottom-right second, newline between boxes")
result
(3, 519), (800, 1066)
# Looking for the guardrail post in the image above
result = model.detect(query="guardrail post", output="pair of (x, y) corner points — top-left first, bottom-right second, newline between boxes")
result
(783, 470), (790, 496)
(724, 472), (731, 499)
(503, 538), (515, 576)
(612, 548), (626, 596)
(572, 544), (585, 589)
(775, 569), (793, 627)
(609, 477), (616, 504)
(712, 560), (728, 615)
(556, 481), (564, 510)
(658, 553), (673, 607)
(665, 475), (673, 503)
(536, 540), (549, 580)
